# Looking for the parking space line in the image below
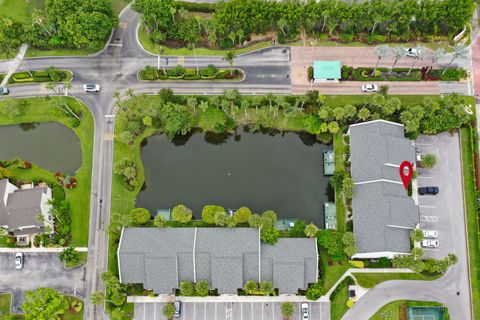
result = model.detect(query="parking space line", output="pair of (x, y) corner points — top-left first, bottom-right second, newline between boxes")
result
(251, 302), (253, 320)
(418, 176), (436, 178)
(194, 302), (197, 320)
(182, 303), (185, 320)
(420, 205), (436, 208)
(143, 303), (146, 320)
(215, 302), (217, 320)
(298, 303), (301, 319)
(204, 302), (207, 320)
(272, 303), (274, 320)
(262, 303), (264, 320)
(154, 303), (156, 320)
(240, 302), (243, 320)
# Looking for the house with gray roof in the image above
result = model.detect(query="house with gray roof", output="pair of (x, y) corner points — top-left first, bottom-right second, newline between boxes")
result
(0, 179), (53, 245)
(348, 120), (419, 259)
(118, 227), (318, 295)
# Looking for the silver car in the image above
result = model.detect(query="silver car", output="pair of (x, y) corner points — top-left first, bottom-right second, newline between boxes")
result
(361, 84), (378, 93)
(422, 239), (439, 248)
(301, 302), (309, 320)
(15, 252), (23, 270)
(0, 86), (9, 95)
(423, 230), (439, 239)
(174, 301), (181, 318)
(406, 48), (421, 58)
(83, 84), (101, 92)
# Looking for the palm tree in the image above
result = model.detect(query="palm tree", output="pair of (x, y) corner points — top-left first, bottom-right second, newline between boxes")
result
(442, 44), (468, 75)
(156, 44), (165, 73)
(125, 88), (135, 99)
(169, 7), (177, 22)
(45, 82), (56, 93)
(280, 302), (295, 320)
(373, 45), (390, 74)
(63, 82), (72, 96)
(408, 45), (425, 75)
(390, 46), (406, 73)
(223, 51), (237, 76)
(427, 48), (445, 75)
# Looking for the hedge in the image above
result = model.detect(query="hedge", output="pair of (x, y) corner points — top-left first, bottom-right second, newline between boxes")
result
(3, 69), (71, 84)
(175, 1), (217, 13)
(139, 66), (244, 81)
(341, 65), (466, 82)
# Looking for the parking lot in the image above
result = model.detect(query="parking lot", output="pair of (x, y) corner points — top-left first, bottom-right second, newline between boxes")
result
(0, 252), (85, 311)
(415, 132), (466, 259)
(134, 301), (329, 320)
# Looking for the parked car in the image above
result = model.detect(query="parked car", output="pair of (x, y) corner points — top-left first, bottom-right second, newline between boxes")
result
(406, 48), (421, 58)
(423, 230), (439, 239)
(83, 84), (101, 92)
(418, 186), (439, 195)
(15, 253), (23, 270)
(422, 239), (439, 248)
(361, 84), (378, 93)
(0, 86), (9, 95)
(174, 301), (181, 318)
(301, 302), (309, 320)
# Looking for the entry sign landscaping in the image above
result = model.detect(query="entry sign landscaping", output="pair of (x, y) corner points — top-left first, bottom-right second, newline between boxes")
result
(399, 161), (413, 190)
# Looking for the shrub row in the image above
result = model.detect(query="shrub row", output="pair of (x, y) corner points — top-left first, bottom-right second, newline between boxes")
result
(139, 65), (243, 81)
(175, 1), (217, 13)
(341, 66), (466, 82)
(7, 69), (71, 84)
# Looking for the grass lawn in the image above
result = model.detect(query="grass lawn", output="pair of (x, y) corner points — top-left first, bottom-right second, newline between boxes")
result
(0, 294), (12, 319)
(66, 252), (88, 269)
(138, 25), (272, 56)
(320, 249), (349, 291)
(0, 97), (93, 247)
(62, 296), (84, 320)
(330, 280), (350, 320)
(111, 0), (131, 15)
(370, 300), (448, 320)
(0, 0), (44, 21)
(460, 126), (480, 319)
(353, 273), (441, 289)
(333, 130), (346, 232)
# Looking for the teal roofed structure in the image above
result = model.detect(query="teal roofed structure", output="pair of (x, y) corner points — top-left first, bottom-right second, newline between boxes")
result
(313, 60), (341, 83)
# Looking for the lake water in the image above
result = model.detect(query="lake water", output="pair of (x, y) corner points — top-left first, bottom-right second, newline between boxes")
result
(0, 122), (82, 173)
(137, 128), (333, 226)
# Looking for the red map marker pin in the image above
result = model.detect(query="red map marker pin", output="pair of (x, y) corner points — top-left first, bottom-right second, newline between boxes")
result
(399, 161), (413, 190)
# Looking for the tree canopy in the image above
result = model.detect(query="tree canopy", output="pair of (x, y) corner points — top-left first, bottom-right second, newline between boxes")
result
(22, 288), (68, 320)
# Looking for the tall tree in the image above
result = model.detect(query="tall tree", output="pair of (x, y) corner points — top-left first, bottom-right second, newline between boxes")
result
(22, 288), (68, 320)
(442, 44), (468, 75)
(223, 51), (237, 76)
(390, 46), (406, 73)
(408, 45), (425, 75)
(373, 44), (389, 74)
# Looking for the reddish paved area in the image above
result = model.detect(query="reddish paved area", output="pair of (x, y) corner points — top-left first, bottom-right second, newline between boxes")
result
(471, 35), (480, 96)
(290, 45), (444, 94)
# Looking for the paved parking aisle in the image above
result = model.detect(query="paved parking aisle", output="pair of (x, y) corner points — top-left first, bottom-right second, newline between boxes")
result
(134, 301), (329, 320)
(415, 133), (466, 260)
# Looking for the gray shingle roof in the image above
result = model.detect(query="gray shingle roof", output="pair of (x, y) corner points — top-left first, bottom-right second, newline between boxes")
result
(261, 238), (318, 293)
(349, 120), (419, 256)
(0, 180), (49, 231)
(118, 228), (318, 294)
(349, 120), (415, 183)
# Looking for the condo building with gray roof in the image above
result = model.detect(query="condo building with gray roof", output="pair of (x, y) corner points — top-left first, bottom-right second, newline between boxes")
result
(0, 179), (53, 245)
(348, 120), (419, 259)
(118, 227), (318, 295)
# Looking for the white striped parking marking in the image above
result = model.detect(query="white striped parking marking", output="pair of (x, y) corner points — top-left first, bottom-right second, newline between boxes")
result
(215, 302), (217, 320)
(420, 205), (437, 208)
(272, 303), (274, 320)
(194, 302), (196, 320)
(154, 303), (156, 320)
(143, 303), (146, 320)
(262, 303), (264, 320)
(251, 302), (253, 320)
(204, 302), (207, 320)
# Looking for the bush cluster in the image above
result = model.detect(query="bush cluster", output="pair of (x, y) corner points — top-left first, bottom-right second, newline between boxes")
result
(139, 65), (242, 81)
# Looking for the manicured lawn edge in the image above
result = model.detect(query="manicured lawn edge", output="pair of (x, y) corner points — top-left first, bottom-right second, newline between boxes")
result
(370, 300), (449, 320)
(460, 126), (480, 319)
(138, 25), (272, 56)
(65, 252), (88, 269)
(333, 130), (346, 232)
(352, 272), (441, 289)
(0, 97), (93, 247)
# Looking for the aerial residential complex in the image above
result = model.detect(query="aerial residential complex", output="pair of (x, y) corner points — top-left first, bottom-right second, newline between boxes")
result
(0, 0), (478, 320)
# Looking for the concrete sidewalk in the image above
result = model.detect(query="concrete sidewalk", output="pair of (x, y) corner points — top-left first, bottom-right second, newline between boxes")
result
(0, 44), (28, 86)
(129, 294), (319, 304)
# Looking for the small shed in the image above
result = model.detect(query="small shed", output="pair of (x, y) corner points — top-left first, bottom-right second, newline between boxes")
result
(324, 202), (337, 230)
(313, 60), (341, 83)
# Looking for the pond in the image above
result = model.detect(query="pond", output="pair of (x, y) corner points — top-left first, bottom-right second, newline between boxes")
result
(0, 122), (82, 173)
(137, 128), (333, 227)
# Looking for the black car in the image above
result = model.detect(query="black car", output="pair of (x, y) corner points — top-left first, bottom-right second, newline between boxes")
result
(418, 186), (439, 195)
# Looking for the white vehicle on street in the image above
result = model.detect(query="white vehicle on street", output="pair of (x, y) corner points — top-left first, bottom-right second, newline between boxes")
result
(15, 252), (23, 270)
(423, 230), (439, 239)
(361, 84), (378, 93)
(406, 48), (421, 58)
(301, 302), (309, 320)
(422, 239), (439, 248)
(83, 84), (101, 92)
(0, 86), (9, 95)
(174, 301), (181, 318)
